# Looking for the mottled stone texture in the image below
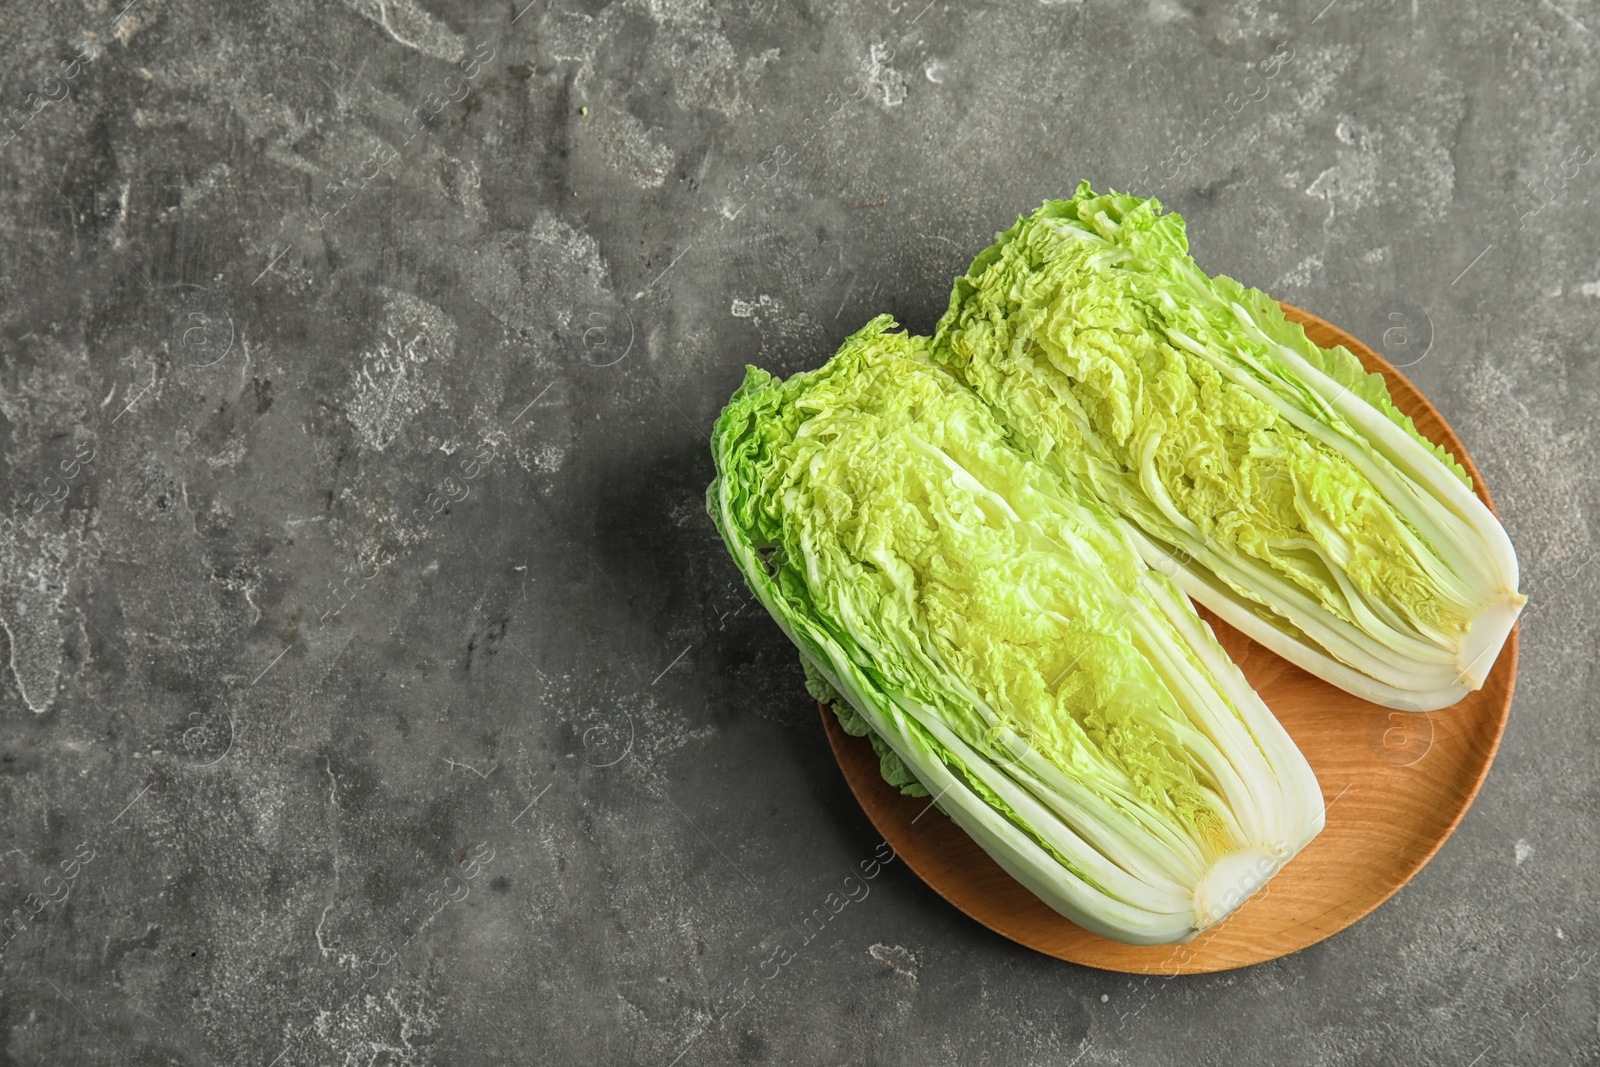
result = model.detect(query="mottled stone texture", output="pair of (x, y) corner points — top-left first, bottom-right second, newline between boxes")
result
(0, 0), (1594, 1063)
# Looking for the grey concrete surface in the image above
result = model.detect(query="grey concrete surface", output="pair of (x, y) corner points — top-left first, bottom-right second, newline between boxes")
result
(0, 0), (1595, 1063)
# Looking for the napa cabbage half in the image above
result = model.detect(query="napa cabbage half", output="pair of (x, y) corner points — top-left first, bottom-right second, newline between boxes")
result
(708, 317), (1324, 945)
(934, 184), (1523, 710)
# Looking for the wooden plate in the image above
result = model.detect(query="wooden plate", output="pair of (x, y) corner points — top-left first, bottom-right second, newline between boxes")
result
(821, 302), (1518, 973)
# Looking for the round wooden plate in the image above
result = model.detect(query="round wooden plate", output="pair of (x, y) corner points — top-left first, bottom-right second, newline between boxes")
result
(821, 302), (1518, 974)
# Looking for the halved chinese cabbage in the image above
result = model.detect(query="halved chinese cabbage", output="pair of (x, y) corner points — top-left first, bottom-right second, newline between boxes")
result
(934, 184), (1523, 710)
(709, 317), (1324, 945)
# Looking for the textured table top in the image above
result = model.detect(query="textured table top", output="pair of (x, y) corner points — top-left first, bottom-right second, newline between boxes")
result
(0, 1), (1595, 1064)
